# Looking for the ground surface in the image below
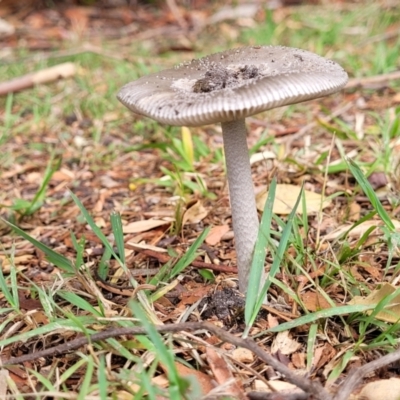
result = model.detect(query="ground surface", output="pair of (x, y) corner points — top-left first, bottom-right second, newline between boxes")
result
(1, 1), (400, 399)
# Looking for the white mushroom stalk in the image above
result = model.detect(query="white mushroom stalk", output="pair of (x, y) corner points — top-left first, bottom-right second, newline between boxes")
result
(117, 46), (348, 294)
(221, 119), (259, 291)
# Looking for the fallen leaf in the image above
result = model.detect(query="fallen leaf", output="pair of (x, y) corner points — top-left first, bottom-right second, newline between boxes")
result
(367, 171), (388, 190)
(291, 352), (306, 369)
(324, 219), (400, 241)
(64, 7), (89, 35)
(206, 347), (247, 400)
(126, 241), (168, 253)
(271, 331), (301, 355)
(231, 347), (254, 363)
(0, 255), (32, 273)
(182, 200), (208, 226)
(174, 362), (214, 395)
(206, 225), (230, 246)
(51, 168), (75, 182)
(393, 92), (400, 103)
(349, 283), (400, 323)
(314, 343), (336, 372)
(179, 285), (210, 306)
(267, 314), (279, 329)
(253, 379), (303, 394)
(356, 262), (382, 280)
(249, 150), (276, 164)
(357, 378), (400, 400)
(301, 291), (333, 312)
(348, 202), (361, 221)
(123, 219), (172, 234)
(256, 184), (331, 215)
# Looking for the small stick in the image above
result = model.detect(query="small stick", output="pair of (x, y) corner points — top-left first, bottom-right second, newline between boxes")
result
(345, 70), (400, 89)
(165, 0), (188, 31)
(332, 347), (400, 400)
(0, 62), (76, 96)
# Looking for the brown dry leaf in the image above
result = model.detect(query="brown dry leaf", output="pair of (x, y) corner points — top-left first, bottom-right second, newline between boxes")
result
(179, 284), (210, 306)
(301, 291), (333, 312)
(256, 184), (331, 215)
(130, 374), (169, 393)
(348, 202), (361, 221)
(357, 263), (382, 280)
(31, 311), (49, 325)
(393, 92), (400, 103)
(64, 7), (89, 35)
(324, 219), (400, 241)
(267, 313), (279, 329)
(291, 352), (306, 369)
(349, 283), (400, 323)
(206, 347), (247, 400)
(123, 219), (172, 234)
(314, 343), (336, 372)
(51, 168), (75, 182)
(174, 362), (214, 395)
(253, 379), (303, 394)
(126, 241), (168, 253)
(271, 331), (301, 355)
(182, 200), (208, 226)
(231, 348), (254, 364)
(0, 255), (32, 273)
(206, 225), (230, 246)
(356, 378), (400, 400)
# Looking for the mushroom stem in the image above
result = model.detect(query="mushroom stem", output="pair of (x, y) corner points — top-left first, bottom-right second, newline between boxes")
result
(221, 119), (260, 293)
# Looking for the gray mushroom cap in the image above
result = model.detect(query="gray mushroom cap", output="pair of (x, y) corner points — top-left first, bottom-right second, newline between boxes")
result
(117, 45), (348, 127)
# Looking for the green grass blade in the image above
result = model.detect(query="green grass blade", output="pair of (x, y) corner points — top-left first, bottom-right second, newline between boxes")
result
(111, 211), (125, 265)
(71, 232), (85, 269)
(250, 185), (304, 326)
(0, 316), (98, 348)
(23, 155), (62, 216)
(1, 218), (74, 273)
(27, 369), (57, 391)
(263, 304), (379, 333)
(245, 178), (276, 327)
(57, 290), (104, 317)
(0, 260), (18, 309)
(168, 227), (210, 279)
(307, 324), (318, 370)
(129, 301), (188, 398)
(98, 356), (108, 400)
(78, 356), (95, 400)
(69, 191), (122, 265)
(346, 158), (395, 232)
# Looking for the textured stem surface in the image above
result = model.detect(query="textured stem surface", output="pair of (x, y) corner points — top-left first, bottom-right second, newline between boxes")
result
(221, 119), (260, 293)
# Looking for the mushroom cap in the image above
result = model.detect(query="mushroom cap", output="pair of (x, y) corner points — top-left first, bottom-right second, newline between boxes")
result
(117, 46), (348, 127)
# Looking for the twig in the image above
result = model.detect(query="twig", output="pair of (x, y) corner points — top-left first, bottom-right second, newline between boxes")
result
(332, 347), (400, 400)
(358, 28), (400, 46)
(345, 70), (400, 89)
(2, 321), (330, 400)
(0, 63), (76, 96)
(166, 0), (188, 31)
(248, 392), (309, 400)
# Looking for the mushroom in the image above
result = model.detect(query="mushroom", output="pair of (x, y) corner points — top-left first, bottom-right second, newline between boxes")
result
(117, 46), (348, 293)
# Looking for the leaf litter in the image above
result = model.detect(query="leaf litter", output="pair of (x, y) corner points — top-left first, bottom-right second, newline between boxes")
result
(1, 1), (400, 399)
